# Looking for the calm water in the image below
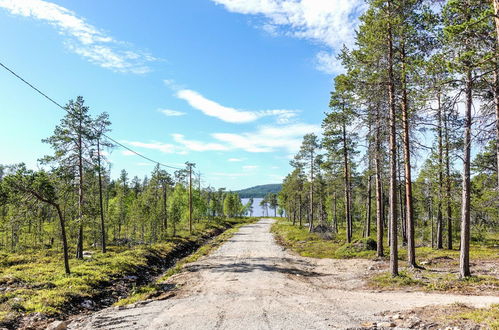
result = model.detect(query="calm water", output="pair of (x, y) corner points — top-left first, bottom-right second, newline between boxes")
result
(241, 197), (281, 217)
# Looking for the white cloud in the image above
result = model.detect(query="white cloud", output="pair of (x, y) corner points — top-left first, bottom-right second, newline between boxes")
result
(211, 0), (366, 73)
(159, 109), (186, 117)
(0, 0), (156, 73)
(121, 150), (136, 156)
(176, 89), (298, 124)
(123, 140), (179, 154)
(243, 165), (258, 170)
(228, 158), (244, 162)
(172, 133), (229, 152)
(212, 123), (321, 153)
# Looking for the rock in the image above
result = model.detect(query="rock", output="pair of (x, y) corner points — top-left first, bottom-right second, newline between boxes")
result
(377, 321), (396, 328)
(124, 275), (138, 281)
(82, 251), (93, 259)
(81, 299), (94, 309)
(45, 320), (67, 330)
(391, 313), (402, 320)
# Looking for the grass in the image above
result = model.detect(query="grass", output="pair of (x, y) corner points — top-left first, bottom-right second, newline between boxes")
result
(272, 219), (499, 294)
(0, 217), (256, 327)
(270, 220), (380, 259)
(451, 304), (499, 330)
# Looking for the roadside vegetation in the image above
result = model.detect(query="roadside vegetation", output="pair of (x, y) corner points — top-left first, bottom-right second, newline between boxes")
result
(272, 219), (499, 295)
(0, 217), (254, 328)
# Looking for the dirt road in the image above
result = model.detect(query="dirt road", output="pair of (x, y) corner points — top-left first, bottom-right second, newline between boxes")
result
(69, 219), (499, 329)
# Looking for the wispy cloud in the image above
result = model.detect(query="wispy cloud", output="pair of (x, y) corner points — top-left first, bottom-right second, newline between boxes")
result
(176, 89), (299, 124)
(212, 123), (321, 153)
(121, 150), (136, 156)
(159, 109), (186, 117)
(211, 0), (366, 73)
(122, 140), (181, 154)
(228, 158), (244, 162)
(172, 134), (229, 152)
(0, 0), (157, 73)
(243, 165), (258, 170)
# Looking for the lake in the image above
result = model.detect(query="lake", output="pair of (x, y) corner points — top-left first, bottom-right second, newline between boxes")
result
(241, 197), (282, 217)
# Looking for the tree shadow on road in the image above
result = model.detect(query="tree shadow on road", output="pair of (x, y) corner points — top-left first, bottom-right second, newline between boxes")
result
(184, 257), (324, 277)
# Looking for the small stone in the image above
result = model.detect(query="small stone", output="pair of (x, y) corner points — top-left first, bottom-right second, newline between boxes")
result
(392, 313), (402, 320)
(45, 320), (67, 330)
(81, 300), (94, 309)
(378, 321), (396, 328)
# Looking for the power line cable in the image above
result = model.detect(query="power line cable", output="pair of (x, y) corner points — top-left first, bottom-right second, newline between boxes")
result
(0, 60), (183, 170)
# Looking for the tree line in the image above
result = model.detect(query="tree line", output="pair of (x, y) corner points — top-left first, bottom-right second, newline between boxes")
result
(279, 0), (499, 278)
(0, 97), (250, 274)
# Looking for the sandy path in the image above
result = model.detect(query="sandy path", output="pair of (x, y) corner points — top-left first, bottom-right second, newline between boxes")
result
(69, 219), (499, 329)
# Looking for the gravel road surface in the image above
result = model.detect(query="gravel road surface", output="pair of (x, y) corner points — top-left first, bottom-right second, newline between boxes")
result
(69, 219), (499, 329)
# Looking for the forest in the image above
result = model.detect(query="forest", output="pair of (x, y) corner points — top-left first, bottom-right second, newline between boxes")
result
(0, 96), (252, 273)
(278, 0), (499, 278)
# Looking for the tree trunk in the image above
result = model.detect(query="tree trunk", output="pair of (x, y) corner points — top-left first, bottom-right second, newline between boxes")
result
(309, 152), (314, 232)
(388, 13), (398, 276)
(459, 70), (472, 278)
(375, 106), (384, 257)
(494, 65), (499, 190)
(76, 120), (84, 260)
(299, 194), (302, 227)
(365, 173), (372, 238)
(437, 92), (444, 249)
(188, 165), (193, 234)
(55, 203), (70, 274)
(401, 46), (415, 267)
(494, 0), (499, 189)
(444, 106), (453, 249)
(163, 185), (168, 236)
(343, 123), (352, 243)
(97, 140), (106, 253)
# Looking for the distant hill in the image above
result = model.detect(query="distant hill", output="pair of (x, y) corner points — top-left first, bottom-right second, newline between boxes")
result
(236, 184), (282, 198)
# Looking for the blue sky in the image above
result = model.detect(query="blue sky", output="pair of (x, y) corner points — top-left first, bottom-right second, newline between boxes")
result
(0, 0), (366, 190)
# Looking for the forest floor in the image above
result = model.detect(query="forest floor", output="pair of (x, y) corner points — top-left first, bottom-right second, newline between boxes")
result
(68, 218), (499, 330)
(0, 218), (255, 330)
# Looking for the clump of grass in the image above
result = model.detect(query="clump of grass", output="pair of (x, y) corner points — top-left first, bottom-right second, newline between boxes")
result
(450, 304), (499, 329)
(334, 238), (377, 259)
(370, 271), (424, 288)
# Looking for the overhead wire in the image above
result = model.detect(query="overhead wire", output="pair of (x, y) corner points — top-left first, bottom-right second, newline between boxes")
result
(0, 60), (183, 170)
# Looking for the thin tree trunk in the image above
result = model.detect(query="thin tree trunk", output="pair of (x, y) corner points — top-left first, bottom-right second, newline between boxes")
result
(299, 194), (302, 227)
(460, 70), (473, 278)
(437, 92), (444, 249)
(388, 12), (398, 276)
(365, 174), (372, 238)
(375, 106), (384, 257)
(494, 67), (499, 190)
(494, 0), (499, 189)
(97, 140), (106, 253)
(445, 107), (453, 250)
(188, 165), (193, 234)
(401, 46), (415, 267)
(343, 123), (352, 243)
(55, 204), (70, 274)
(76, 119), (84, 260)
(163, 185), (168, 236)
(309, 152), (314, 232)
